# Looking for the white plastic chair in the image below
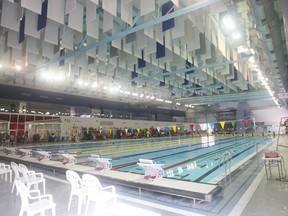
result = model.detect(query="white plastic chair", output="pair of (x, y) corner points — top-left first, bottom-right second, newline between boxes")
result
(82, 173), (116, 216)
(15, 180), (56, 216)
(18, 164), (46, 194)
(66, 170), (88, 215)
(0, 162), (12, 183)
(11, 162), (23, 194)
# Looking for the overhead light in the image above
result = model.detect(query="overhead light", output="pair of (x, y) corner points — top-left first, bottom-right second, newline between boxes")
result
(248, 56), (255, 63)
(123, 91), (131, 95)
(56, 73), (65, 81)
(92, 82), (98, 88)
(15, 65), (22, 71)
(109, 85), (119, 92)
(231, 32), (241, 39)
(0, 64), (3, 68)
(222, 14), (236, 30)
(237, 46), (249, 53)
(77, 80), (83, 85)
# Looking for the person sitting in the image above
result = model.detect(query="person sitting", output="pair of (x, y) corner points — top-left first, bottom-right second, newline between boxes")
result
(10, 134), (14, 146)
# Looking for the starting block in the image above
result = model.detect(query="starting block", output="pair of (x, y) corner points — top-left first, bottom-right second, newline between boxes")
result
(59, 153), (77, 165)
(3, 147), (17, 155)
(137, 159), (164, 180)
(88, 154), (112, 171)
(34, 151), (52, 161)
(17, 149), (32, 157)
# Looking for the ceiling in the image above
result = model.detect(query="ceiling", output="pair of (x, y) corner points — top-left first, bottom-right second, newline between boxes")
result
(0, 0), (287, 111)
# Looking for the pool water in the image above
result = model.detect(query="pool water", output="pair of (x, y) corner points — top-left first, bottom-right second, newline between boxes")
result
(32, 136), (271, 183)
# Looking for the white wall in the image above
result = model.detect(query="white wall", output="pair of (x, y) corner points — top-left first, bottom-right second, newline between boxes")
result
(252, 107), (288, 125)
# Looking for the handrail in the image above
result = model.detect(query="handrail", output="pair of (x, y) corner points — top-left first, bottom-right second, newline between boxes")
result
(218, 150), (233, 177)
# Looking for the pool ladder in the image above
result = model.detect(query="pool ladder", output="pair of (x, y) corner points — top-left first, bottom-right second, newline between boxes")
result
(218, 150), (233, 177)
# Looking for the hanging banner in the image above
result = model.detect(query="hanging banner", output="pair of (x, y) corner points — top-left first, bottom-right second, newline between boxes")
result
(172, 126), (177, 132)
(220, 121), (225, 129)
(209, 122), (214, 129)
(199, 123), (207, 130)
(189, 124), (194, 131)
(243, 119), (249, 127)
(231, 120), (237, 128)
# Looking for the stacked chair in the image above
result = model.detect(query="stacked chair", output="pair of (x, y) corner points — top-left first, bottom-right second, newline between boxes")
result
(11, 162), (46, 195)
(66, 170), (89, 215)
(15, 180), (56, 216)
(9, 161), (55, 216)
(66, 170), (117, 216)
(0, 162), (12, 183)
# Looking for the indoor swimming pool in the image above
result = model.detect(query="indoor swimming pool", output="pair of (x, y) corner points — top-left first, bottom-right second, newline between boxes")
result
(30, 136), (272, 183)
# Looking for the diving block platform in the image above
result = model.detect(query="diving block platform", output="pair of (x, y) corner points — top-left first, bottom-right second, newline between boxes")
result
(137, 159), (164, 180)
(59, 153), (77, 165)
(3, 147), (17, 155)
(17, 149), (32, 157)
(34, 151), (52, 161)
(88, 154), (112, 171)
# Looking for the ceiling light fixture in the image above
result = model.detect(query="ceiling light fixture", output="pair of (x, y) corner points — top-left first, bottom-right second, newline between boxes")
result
(222, 14), (236, 30)
(92, 82), (98, 88)
(231, 32), (241, 39)
(15, 65), (22, 71)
